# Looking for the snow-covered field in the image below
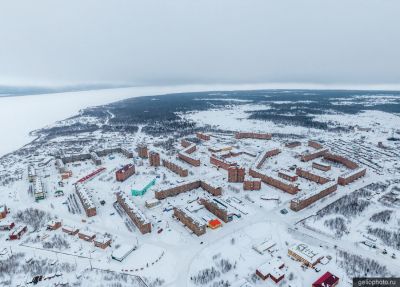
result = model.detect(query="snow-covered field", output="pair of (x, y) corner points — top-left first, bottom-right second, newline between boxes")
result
(1, 88), (400, 286)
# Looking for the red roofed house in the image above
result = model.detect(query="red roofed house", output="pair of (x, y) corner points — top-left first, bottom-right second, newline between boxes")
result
(312, 272), (339, 287)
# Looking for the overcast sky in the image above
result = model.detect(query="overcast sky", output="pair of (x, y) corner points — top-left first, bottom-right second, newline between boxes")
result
(0, 0), (399, 88)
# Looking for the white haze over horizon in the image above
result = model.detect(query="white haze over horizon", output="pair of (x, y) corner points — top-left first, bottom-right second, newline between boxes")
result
(0, 0), (400, 88)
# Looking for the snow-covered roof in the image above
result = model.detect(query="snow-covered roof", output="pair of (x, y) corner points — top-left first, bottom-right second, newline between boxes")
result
(256, 257), (284, 279)
(293, 181), (337, 202)
(75, 184), (95, 209)
(339, 167), (366, 179)
(117, 192), (150, 224)
(289, 243), (321, 262)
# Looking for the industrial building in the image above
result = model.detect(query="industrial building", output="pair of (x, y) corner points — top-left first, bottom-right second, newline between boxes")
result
(290, 182), (338, 211)
(115, 164), (135, 182)
(155, 180), (222, 200)
(173, 207), (206, 236)
(116, 191), (151, 234)
(75, 183), (97, 217)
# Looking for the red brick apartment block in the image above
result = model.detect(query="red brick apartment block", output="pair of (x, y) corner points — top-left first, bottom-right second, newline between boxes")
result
(149, 151), (161, 167)
(235, 132), (272, 140)
(295, 168), (330, 184)
(255, 148), (281, 169)
(75, 184), (97, 217)
(78, 230), (96, 242)
(300, 148), (329, 162)
(243, 179), (262, 190)
(290, 182), (337, 211)
(228, 166), (245, 182)
(338, 168), (366, 186)
(323, 153), (359, 169)
(199, 198), (231, 223)
(312, 161), (331, 171)
(116, 192), (151, 234)
(181, 139), (192, 148)
(173, 207), (206, 236)
(116, 164), (135, 182)
(278, 170), (298, 182)
(137, 144), (148, 158)
(196, 132), (211, 141)
(308, 140), (324, 150)
(285, 141), (301, 148)
(210, 155), (237, 170)
(155, 180), (222, 200)
(178, 152), (201, 167)
(94, 236), (112, 249)
(162, 159), (188, 177)
(249, 169), (299, 194)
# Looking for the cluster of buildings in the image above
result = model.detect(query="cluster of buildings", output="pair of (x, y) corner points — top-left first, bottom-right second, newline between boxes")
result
(60, 223), (112, 249)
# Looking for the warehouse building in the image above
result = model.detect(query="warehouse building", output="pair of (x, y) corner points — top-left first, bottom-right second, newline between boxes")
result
(173, 207), (206, 236)
(116, 191), (151, 234)
(290, 182), (338, 211)
(75, 183), (97, 217)
(115, 164), (135, 182)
